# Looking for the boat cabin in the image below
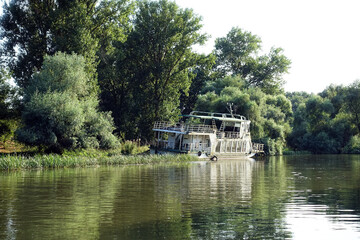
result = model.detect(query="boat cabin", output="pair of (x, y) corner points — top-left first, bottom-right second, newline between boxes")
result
(152, 111), (264, 157)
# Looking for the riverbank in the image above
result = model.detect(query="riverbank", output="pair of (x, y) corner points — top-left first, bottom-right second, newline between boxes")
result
(0, 153), (198, 171)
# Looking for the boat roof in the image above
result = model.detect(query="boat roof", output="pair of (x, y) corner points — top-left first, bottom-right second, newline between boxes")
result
(181, 111), (250, 123)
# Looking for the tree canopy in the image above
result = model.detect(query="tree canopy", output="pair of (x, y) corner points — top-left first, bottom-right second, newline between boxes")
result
(287, 83), (360, 154)
(100, 0), (208, 140)
(1, 0), (360, 155)
(0, 0), (133, 92)
(214, 27), (291, 93)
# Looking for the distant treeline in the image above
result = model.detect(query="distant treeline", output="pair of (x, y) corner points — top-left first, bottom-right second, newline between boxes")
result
(0, 0), (359, 155)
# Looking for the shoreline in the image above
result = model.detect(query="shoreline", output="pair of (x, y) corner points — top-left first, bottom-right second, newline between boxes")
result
(0, 153), (199, 171)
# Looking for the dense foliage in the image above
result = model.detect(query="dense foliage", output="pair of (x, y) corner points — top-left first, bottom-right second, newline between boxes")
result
(0, 68), (19, 144)
(0, 0), (133, 93)
(287, 83), (360, 154)
(16, 53), (119, 152)
(196, 76), (292, 155)
(0, 0), (359, 155)
(214, 27), (291, 93)
(100, 0), (209, 140)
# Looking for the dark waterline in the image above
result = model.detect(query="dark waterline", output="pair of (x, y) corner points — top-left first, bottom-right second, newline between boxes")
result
(0, 155), (359, 239)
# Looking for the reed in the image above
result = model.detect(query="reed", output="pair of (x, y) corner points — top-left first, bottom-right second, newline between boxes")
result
(99, 154), (196, 165)
(119, 140), (149, 155)
(0, 153), (197, 171)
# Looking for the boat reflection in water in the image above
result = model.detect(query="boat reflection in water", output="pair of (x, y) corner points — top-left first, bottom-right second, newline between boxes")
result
(1, 156), (360, 239)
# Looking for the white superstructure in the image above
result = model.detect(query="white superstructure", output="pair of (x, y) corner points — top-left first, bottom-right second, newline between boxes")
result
(152, 111), (264, 159)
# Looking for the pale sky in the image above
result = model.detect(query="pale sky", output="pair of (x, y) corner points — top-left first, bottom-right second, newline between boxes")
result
(175, 0), (360, 93)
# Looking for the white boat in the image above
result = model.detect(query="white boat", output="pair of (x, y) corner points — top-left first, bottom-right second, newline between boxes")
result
(151, 111), (264, 160)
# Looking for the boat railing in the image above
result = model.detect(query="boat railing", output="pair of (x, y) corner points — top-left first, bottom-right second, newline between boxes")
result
(185, 124), (215, 133)
(216, 131), (248, 139)
(153, 121), (215, 134)
(153, 140), (175, 150)
(153, 121), (184, 132)
(190, 111), (247, 120)
(182, 143), (210, 153)
(154, 140), (211, 153)
(252, 143), (264, 153)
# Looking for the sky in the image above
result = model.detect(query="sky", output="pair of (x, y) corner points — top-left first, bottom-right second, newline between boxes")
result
(174, 0), (360, 93)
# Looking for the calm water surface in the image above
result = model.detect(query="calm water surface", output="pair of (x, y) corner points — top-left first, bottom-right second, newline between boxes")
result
(0, 155), (359, 239)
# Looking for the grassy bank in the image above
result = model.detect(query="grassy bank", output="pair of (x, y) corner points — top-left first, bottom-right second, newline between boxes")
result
(0, 153), (198, 171)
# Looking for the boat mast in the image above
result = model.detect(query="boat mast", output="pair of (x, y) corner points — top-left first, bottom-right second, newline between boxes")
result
(226, 102), (234, 118)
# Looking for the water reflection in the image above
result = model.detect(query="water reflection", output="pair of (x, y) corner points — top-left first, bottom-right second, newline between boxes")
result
(0, 155), (360, 239)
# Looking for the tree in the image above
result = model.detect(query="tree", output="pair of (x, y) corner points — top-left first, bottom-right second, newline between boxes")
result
(214, 27), (291, 93)
(344, 80), (360, 133)
(286, 91), (312, 113)
(0, 68), (13, 119)
(319, 84), (347, 117)
(286, 90), (356, 153)
(0, 69), (20, 145)
(0, 0), (133, 92)
(16, 53), (119, 152)
(101, 0), (208, 140)
(179, 54), (215, 115)
(305, 95), (334, 134)
(196, 75), (292, 155)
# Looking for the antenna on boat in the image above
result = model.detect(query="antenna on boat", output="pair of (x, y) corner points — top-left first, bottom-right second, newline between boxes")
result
(226, 102), (234, 117)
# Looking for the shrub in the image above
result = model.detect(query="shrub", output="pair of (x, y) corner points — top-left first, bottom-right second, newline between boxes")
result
(343, 135), (360, 154)
(256, 137), (283, 156)
(0, 119), (19, 147)
(16, 53), (119, 152)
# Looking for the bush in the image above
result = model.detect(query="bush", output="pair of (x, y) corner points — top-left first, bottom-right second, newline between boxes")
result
(256, 137), (283, 156)
(305, 131), (340, 154)
(16, 53), (119, 152)
(120, 140), (149, 155)
(343, 135), (360, 154)
(0, 119), (19, 147)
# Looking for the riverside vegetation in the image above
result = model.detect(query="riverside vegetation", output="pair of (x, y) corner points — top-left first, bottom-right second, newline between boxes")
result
(1, 0), (360, 165)
(0, 151), (197, 171)
(0, 141), (197, 170)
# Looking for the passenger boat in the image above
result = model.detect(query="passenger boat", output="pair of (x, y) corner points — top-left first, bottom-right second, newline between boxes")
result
(151, 111), (264, 160)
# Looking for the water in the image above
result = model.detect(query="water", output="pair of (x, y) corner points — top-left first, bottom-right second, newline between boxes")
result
(0, 155), (359, 239)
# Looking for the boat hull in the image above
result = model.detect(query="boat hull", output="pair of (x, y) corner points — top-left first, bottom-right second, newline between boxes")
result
(150, 148), (255, 160)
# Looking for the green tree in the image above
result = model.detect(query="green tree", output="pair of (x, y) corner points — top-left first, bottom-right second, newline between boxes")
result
(343, 135), (360, 154)
(344, 80), (360, 133)
(101, 0), (207, 140)
(287, 103), (308, 150)
(305, 95), (334, 134)
(0, 0), (133, 91)
(286, 91), (311, 113)
(287, 91), (355, 153)
(179, 54), (216, 114)
(0, 68), (13, 119)
(16, 53), (119, 152)
(319, 84), (347, 117)
(0, 68), (20, 145)
(196, 75), (292, 155)
(214, 27), (291, 93)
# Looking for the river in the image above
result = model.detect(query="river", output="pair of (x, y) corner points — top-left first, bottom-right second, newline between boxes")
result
(0, 155), (359, 239)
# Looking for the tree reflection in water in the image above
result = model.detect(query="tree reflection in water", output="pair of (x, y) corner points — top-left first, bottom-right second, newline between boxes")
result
(0, 155), (359, 239)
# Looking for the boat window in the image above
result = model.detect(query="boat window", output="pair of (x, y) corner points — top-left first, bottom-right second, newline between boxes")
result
(224, 126), (236, 132)
(204, 119), (212, 125)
